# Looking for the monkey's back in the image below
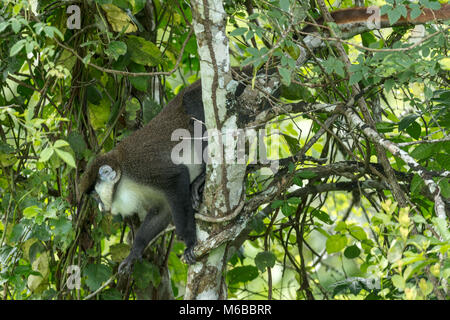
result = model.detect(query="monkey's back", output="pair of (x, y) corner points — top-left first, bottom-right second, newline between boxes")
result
(116, 80), (204, 187)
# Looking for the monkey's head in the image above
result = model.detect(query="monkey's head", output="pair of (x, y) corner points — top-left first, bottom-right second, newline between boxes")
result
(78, 153), (122, 212)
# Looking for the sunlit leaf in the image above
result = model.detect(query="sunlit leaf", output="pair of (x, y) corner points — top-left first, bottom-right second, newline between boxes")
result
(54, 149), (76, 168)
(326, 234), (347, 254)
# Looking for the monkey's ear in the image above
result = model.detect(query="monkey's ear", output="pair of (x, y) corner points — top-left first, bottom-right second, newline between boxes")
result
(99, 165), (120, 182)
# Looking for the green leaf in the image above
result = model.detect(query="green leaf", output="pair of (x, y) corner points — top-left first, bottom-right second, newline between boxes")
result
(128, 63), (148, 92)
(52, 217), (72, 237)
(230, 27), (248, 37)
(287, 197), (301, 205)
(125, 98), (140, 121)
(436, 153), (450, 170)
(398, 114), (418, 131)
(409, 5), (422, 20)
(334, 64), (345, 78)
(23, 205), (41, 219)
(279, 0), (290, 11)
(0, 22), (9, 33)
(419, 279), (433, 297)
(361, 32), (377, 47)
(323, 57), (345, 77)
(94, 0), (112, 4)
(432, 217), (450, 241)
(311, 209), (333, 225)
(384, 79), (395, 93)
(280, 82), (312, 101)
(296, 170), (317, 179)
(278, 67), (291, 86)
(405, 121), (421, 139)
(88, 99), (110, 130)
(387, 7), (402, 25)
(255, 251), (276, 272)
(281, 202), (296, 216)
(422, 0), (441, 10)
(387, 240), (403, 263)
(105, 41), (127, 60)
(361, 239), (374, 253)
(25, 41), (34, 54)
(227, 266), (259, 284)
(84, 263), (112, 291)
(113, 0), (131, 10)
(86, 86), (103, 105)
(10, 40), (26, 56)
(375, 121), (396, 133)
(42, 26), (64, 39)
(326, 234), (348, 254)
(110, 243), (130, 263)
(397, 4), (408, 18)
(11, 18), (21, 33)
(392, 274), (405, 290)
(39, 147), (54, 162)
(410, 143), (436, 160)
(293, 176), (303, 187)
(344, 245), (361, 259)
(126, 35), (164, 66)
(132, 0), (146, 13)
(10, 223), (25, 243)
(31, 224), (51, 242)
(282, 134), (301, 154)
(348, 225), (367, 241)
(335, 221), (347, 232)
(410, 174), (424, 194)
(54, 149), (76, 168)
(439, 179), (450, 198)
(349, 72), (363, 85)
(424, 87), (433, 100)
(53, 139), (70, 149)
(101, 288), (123, 300)
(67, 132), (87, 158)
(270, 200), (284, 209)
(133, 260), (161, 289)
(43, 26), (54, 38)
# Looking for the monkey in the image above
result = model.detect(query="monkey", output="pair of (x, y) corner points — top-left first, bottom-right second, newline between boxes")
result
(78, 80), (206, 273)
(301, 4), (449, 34)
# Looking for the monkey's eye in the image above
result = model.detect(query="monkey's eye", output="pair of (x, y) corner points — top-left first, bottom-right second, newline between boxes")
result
(99, 165), (117, 181)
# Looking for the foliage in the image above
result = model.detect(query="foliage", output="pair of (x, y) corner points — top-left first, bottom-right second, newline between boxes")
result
(0, 0), (449, 300)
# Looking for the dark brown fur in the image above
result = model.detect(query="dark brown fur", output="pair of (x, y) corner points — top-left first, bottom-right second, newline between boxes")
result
(78, 80), (204, 269)
(78, 80), (203, 199)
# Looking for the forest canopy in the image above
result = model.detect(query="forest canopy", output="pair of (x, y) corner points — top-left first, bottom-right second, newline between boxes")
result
(0, 0), (449, 300)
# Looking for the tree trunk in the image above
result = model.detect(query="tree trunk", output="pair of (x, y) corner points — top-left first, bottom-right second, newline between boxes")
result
(186, 0), (246, 300)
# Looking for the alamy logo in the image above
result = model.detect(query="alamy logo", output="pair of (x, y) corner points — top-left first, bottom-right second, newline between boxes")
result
(66, 265), (81, 290)
(171, 121), (282, 173)
(366, 6), (381, 30)
(67, 5), (81, 30)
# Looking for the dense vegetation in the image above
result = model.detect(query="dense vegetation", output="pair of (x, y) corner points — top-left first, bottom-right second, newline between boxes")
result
(0, 0), (448, 300)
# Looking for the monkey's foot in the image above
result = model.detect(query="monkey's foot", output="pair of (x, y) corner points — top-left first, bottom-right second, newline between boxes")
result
(183, 247), (196, 265)
(118, 252), (141, 274)
(191, 171), (205, 212)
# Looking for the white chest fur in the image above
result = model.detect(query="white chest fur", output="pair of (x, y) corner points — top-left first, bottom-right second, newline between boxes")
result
(97, 176), (168, 221)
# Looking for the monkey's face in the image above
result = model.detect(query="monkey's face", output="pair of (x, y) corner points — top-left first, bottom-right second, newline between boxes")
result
(93, 164), (121, 213)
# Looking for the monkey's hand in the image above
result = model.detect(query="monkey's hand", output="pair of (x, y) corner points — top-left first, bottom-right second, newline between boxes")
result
(183, 246), (196, 265)
(118, 252), (141, 274)
(191, 171), (205, 212)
